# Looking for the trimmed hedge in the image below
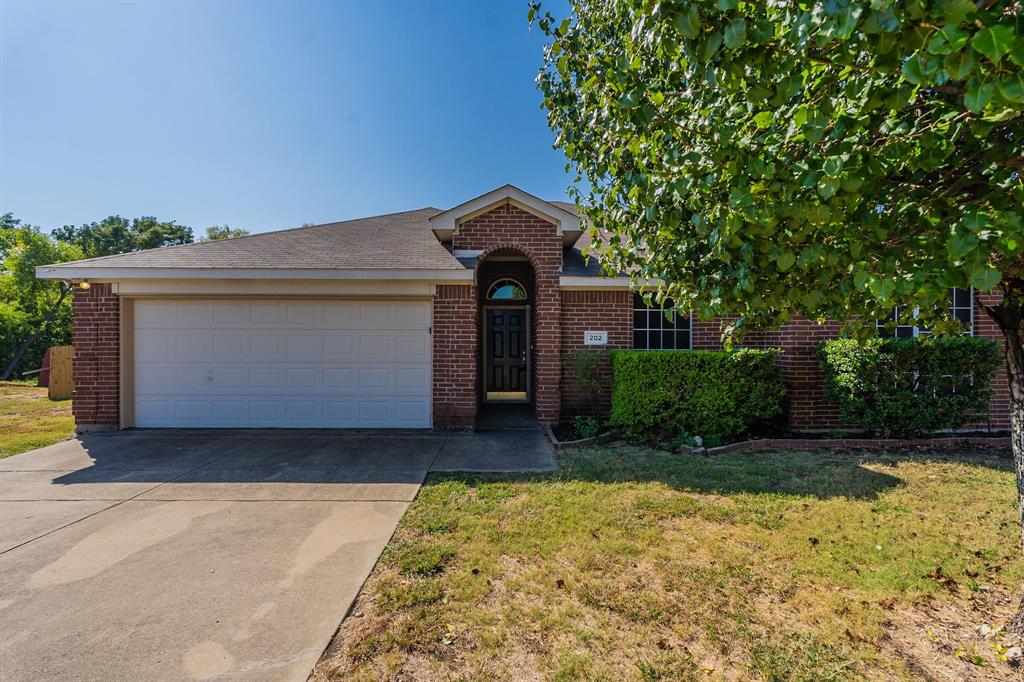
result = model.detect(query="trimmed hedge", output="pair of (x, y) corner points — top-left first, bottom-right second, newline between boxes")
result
(819, 337), (1001, 437)
(609, 349), (787, 441)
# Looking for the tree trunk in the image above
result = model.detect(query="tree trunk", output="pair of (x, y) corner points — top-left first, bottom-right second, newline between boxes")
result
(1, 284), (71, 381)
(983, 287), (1024, 636)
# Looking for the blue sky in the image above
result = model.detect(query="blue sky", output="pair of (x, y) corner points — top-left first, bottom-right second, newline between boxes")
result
(0, 0), (571, 234)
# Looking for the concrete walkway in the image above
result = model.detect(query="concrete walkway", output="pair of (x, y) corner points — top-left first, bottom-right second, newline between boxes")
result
(0, 428), (553, 681)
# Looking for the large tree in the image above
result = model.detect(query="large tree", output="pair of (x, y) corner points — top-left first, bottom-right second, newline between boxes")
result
(52, 215), (193, 258)
(533, 0), (1023, 627)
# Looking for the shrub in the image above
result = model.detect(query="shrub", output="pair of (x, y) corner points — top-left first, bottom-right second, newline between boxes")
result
(573, 415), (600, 439)
(609, 348), (787, 442)
(819, 337), (1001, 437)
(563, 348), (610, 417)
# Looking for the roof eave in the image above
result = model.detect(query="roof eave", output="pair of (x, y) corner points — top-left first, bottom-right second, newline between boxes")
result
(35, 265), (475, 282)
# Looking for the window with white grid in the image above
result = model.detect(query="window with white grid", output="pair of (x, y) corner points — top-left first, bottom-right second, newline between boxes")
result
(632, 293), (692, 350)
(877, 288), (973, 337)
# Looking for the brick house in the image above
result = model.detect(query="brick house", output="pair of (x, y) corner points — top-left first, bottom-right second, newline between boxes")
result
(37, 185), (1010, 432)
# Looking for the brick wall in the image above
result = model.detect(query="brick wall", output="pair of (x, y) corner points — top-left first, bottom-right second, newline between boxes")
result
(972, 289), (1011, 429)
(660, 298), (1010, 431)
(432, 284), (478, 427)
(455, 203), (563, 423)
(71, 283), (119, 429)
(560, 290), (631, 416)
(773, 317), (844, 430)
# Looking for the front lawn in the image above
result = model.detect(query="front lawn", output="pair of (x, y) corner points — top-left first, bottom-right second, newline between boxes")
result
(0, 381), (74, 458)
(314, 445), (1023, 681)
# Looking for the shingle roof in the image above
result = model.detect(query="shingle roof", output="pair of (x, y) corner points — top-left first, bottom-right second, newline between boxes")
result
(49, 208), (464, 270)
(548, 201), (624, 277)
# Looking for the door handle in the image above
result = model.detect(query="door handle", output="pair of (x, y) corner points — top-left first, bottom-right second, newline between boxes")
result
(520, 351), (527, 367)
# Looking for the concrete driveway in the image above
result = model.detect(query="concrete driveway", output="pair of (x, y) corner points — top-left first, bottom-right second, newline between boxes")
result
(0, 428), (553, 681)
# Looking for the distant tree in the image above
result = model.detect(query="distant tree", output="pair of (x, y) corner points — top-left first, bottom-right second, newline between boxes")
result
(0, 214), (83, 378)
(52, 216), (193, 257)
(203, 225), (250, 241)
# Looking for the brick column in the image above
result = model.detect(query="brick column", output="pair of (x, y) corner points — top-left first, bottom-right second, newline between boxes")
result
(71, 283), (120, 429)
(432, 284), (478, 428)
(532, 262), (562, 424)
(776, 317), (843, 430)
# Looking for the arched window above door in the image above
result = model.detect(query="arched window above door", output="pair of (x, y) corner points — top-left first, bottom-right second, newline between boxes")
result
(487, 279), (527, 300)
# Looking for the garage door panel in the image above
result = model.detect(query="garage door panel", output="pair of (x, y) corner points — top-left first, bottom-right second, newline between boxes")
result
(251, 335), (283, 359)
(211, 368), (243, 389)
(250, 302), (286, 325)
(358, 335), (395, 359)
(176, 334), (212, 358)
(212, 301), (247, 324)
(322, 401), (355, 423)
(248, 401), (283, 422)
(134, 300), (431, 428)
(211, 400), (246, 422)
(286, 303), (322, 325)
(250, 368), (284, 389)
(285, 368), (320, 389)
(396, 368), (429, 390)
(323, 304), (357, 325)
(285, 401), (319, 422)
(396, 334), (429, 360)
(396, 400), (429, 423)
(212, 334), (248, 358)
(135, 331), (175, 361)
(358, 304), (392, 324)
(396, 303), (430, 324)
(176, 302), (214, 325)
(323, 334), (357, 358)
(324, 368), (355, 389)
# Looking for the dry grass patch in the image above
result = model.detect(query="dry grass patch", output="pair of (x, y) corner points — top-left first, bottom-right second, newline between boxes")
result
(313, 445), (1023, 681)
(0, 380), (73, 458)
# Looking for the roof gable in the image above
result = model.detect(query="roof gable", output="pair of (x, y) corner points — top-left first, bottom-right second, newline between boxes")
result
(429, 185), (582, 245)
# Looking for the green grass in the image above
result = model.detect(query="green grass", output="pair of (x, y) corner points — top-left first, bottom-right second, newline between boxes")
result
(314, 445), (1023, 681)
(0, 380), (74, 457)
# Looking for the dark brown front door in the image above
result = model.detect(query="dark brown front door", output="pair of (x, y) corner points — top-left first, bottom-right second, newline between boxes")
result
(484, 307), (529, 402)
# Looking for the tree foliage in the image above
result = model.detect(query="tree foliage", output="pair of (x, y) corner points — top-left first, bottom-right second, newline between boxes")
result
(532, 0), (1022, 336)
(203, 225), (250, 241)
(534, 0), (1024, 631)
(0, 214), (83, 375)
(53, 215), (193, 258)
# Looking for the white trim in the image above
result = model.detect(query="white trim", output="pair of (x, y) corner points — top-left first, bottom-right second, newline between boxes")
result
(110, 279), (437, 297)
(35, 266), (475, 282)
(453, 249), (484, 259)
(429, 185), (581, 240)
(559, 276), (632, 289)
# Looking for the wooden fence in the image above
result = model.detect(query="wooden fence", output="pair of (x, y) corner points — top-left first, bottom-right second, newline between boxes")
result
(48, 345), (74, 400)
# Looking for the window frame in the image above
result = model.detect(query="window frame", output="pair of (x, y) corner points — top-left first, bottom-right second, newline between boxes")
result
(632, 293), (693, 350)
(877, 287), (974, 338)
(486, 278), (527, 301)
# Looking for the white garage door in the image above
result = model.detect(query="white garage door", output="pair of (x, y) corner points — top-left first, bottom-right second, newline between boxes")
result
(133, 299), (432, 428)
